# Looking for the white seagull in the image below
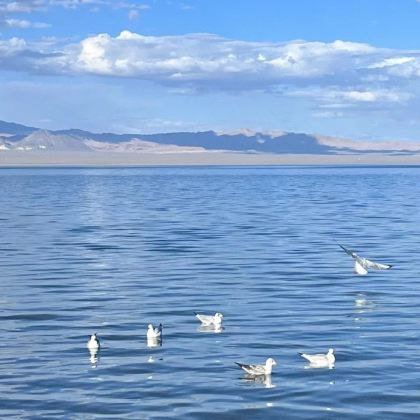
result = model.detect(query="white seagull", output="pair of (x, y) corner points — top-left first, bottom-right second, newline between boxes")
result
(147, 323), (162, 339)
(299, 348), (335, 367)
(87, 333), (100, 351)
(194, 312), (223, 327)
(235, 358), (277, 375)
(338, 243), (392, 275)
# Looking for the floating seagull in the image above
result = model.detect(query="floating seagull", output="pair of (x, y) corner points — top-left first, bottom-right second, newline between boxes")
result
(299, 348), (335, 367)
(147, 336), (162, 348)
(87, 333), (100, 351)
(147, 323), (162, 339)
(338, 243), (392, 275)
(235, 358), (277, 375)
(194, 312), (223, 327)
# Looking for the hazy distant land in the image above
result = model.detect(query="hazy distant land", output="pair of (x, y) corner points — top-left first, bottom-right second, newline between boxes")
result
(3, 150), (420, 166)
(2, 120), (420, 166)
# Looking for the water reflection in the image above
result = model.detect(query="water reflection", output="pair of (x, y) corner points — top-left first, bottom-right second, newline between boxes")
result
(88, 348), (99, 368)
(354, 293), (375, 309)
(304, 361), (335, 370)
(352, 293), (376, 322)
(197, 325), (224, 334)
(243, 374), (276, 388)
(147, 337), (162, 348)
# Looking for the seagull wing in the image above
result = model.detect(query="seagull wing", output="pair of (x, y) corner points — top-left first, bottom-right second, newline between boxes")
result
(235, 362), (266, 375)
(195, 313), (213, 325)
(300, 353), (315, 363)
(361, 257), (392, 270)
(154, 327), (162, 336)
(300, 353), (328, 364)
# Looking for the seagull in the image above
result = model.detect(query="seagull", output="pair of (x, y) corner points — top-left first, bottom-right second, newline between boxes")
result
(299, 348), (335, 367)
(338, 243), (392, 275)
(147, 323), (162, 339)
(87, 333), (100, 351)
(194, 312), (223, 327)
(235, 358), (277, 375)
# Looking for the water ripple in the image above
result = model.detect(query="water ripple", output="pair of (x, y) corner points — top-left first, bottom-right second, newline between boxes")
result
(1, 166), (419, 419)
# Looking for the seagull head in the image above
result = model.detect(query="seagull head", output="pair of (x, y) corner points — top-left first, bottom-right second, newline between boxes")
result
(215, 313), (223, 320)
(328, 348), (334, 355)
(148, 324), (153, 330)
(266, 358), (277, 367)
(90, 333), (97, 340)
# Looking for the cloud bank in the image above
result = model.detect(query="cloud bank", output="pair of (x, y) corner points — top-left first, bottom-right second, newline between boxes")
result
(1, 30), (420, 110)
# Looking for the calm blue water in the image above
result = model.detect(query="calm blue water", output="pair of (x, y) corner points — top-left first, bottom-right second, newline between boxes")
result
(1, 166), (419, 419)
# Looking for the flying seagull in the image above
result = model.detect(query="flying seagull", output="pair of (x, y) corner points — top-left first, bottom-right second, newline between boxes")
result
(194, 312), (223, 327)
(299, 348), (335, 367)
(235, 358), (277, 375)
(147, 323), (163, 339)
(338, 243), (392, 275)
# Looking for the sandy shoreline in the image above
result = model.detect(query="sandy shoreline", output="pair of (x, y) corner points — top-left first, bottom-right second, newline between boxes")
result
(2, 151), (420, 166)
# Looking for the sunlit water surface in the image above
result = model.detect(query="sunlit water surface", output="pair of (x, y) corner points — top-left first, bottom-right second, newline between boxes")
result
(1, 166), (419, 419)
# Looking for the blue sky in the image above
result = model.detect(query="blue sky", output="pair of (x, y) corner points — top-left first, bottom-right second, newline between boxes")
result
(2, 0), (420, 141)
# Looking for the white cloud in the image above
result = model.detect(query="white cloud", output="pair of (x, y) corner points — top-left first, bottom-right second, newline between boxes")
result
(48, 0), (107, 9)
(368, 56), (416, 69)
(312, 110), (344, 118)
(0, 1), (45, 13)
(290, 87), (411, 104)
(114, 2), (150, 10)
(343, 89), (410, 103)
(1, 29), (420, 111)
(128, 9), (139, 20)
(65, 31), (380, 84)
(0, 37), (27, 53)
(0, 0), (108, 14)
(3, 18), (50, 28)
(367, 56), (420, 78)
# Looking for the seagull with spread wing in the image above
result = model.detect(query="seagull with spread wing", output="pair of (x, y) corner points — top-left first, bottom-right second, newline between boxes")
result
(338, 243), (392, 275)
(147, 323), (163, 339)
(194, 312), (223, 327)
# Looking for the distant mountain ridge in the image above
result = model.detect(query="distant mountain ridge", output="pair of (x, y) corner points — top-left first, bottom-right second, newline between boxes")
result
(1, 120), (420, 155)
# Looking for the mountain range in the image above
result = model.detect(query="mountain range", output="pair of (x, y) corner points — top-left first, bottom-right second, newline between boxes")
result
(1, 120), (420, 155)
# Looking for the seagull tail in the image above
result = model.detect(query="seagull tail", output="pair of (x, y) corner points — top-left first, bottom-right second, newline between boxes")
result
(235, 362), (245, 368)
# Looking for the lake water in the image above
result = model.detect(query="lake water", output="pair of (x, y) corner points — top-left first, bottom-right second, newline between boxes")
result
(1, 166), (419, 419)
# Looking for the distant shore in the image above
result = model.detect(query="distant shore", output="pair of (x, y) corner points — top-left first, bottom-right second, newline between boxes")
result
(2, 151), (420, 166)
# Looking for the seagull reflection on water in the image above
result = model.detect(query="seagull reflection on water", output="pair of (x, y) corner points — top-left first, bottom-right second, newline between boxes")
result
(88, 348), (99, 368)
(147, 336), (162, 348)
(354, 293), (375, 309)
(351, 293), (376, 322)
(304, 361), (335, 370)
(243, 374), (276, 388)
(197, 324), (224, 334)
